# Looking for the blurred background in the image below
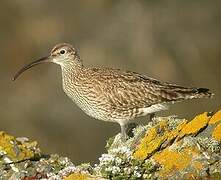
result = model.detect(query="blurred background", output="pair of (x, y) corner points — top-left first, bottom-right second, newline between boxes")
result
(1, 0), (220, 164)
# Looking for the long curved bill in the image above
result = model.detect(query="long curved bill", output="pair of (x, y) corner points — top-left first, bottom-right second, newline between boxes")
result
(12, 55), (51, 81)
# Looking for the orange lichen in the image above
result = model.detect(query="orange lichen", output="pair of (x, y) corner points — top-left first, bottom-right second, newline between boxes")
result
(209, 109), (221, 124)
(0, 131), (35, 161)
(158, 119), (168, 129)
(133, 126), (161, 159)
(64, 173), (87, 180)
(179, 112), (210, 138)
(133, 119), (187, 159)
(64, 173), (96, 180)
(212, 124), (221, 141)
(153, 148), (191, 176)
(134, 136), (165, 159)
(144, 126), (158, 142)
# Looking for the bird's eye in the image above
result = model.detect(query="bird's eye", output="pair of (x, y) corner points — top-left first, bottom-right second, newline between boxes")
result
(60, 50), (66, 54)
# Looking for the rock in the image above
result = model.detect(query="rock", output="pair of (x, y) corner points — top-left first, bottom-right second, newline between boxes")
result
(0, 109), (221, 179)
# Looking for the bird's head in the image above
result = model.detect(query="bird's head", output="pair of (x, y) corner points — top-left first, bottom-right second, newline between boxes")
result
(13, 43), (82, 81)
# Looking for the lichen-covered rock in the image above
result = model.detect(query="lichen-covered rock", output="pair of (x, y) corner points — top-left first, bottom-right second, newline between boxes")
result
(95, 109), (221, 179)
(0, 109), (221, 179)
(0, 131), (39, 162)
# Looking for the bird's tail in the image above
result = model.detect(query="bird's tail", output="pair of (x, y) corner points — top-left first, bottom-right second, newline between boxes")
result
(189, 88), (214, 99)
(162, 86), (214, 102)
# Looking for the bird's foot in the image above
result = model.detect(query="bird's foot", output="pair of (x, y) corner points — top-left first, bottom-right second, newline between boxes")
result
(126, 123), (138, 138)
(149, 113), (156, 121)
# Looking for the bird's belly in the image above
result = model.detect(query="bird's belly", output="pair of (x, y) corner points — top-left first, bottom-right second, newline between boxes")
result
(75, 99), (105, 120)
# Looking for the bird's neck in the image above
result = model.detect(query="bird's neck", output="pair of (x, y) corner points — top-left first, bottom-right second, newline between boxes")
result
(60, 57), (83, 69)
(60, 57), (83, 76)
(61, 62), (83, 79)
(60, 60), (84, 93)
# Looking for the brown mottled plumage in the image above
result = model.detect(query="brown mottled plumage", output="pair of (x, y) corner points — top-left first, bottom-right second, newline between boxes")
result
(13, 43), (214, 141)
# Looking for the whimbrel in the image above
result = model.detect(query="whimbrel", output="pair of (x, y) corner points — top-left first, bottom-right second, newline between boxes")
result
(13, 43), (214, 141)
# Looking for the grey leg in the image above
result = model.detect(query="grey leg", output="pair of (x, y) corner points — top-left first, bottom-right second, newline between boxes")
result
(120, 124), (127, 142)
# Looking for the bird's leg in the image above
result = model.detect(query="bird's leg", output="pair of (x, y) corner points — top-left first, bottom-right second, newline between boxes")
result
(149, 113), (156, 121)
(120, 123), (127, 142)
